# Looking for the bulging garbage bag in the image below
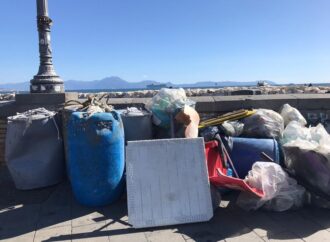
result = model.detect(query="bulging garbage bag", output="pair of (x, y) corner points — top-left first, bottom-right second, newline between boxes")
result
(5, 108), (65, 190)
(237, 162), (305, 211)
(280, 104), (307, 127)
(283, 144), (330, 198)
(242, 109), (284, 139)
(282, 121), (330, 199)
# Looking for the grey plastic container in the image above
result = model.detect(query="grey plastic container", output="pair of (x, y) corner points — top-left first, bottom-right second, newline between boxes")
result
(5, 108), (65, 190)
(120, 108), (153, 141)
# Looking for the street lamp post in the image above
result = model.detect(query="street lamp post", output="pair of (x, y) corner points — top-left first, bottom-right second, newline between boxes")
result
(30, 0), (64, 93)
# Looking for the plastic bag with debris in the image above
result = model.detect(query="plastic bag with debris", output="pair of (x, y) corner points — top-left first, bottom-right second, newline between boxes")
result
(280, 104), (307, 127)
(145, 88), (195, 128)
(237, 162), (305, 212)
(242, 109), (284, 139)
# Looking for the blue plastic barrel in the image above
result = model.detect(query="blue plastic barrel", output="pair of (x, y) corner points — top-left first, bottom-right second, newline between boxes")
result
(66, 111), (125, 207)
(223, 137), (280, 179)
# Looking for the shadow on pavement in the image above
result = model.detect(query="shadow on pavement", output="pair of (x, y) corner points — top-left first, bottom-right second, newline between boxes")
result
(1, 166), (329, 242)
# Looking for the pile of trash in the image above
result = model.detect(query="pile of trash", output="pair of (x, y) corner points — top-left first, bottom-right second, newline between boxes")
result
(199, 101), (330, 211)
(138, 88), (330, 211)
(4, 88), (330, 230)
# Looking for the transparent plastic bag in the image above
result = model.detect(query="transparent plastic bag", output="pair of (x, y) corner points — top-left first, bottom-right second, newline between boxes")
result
(237, 162), (305, 211)
(146, 88), (194, 113)
(310, 124), (329, 143)
(145, 88), (195, 128)
(242, 109), (284, 139)
(263, 178), (305, 212)
(280, 104), (307, 127)
(221, 122), (235, 136)
(281, 121), (311, 145)
(221, 121), (244, 137)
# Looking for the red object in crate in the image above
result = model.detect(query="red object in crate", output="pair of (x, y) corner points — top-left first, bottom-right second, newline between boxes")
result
(205, 140), (264, 198)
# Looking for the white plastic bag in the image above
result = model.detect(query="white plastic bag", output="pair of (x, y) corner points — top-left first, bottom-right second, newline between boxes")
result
(280, 104), (307, 127)
(237, 162), (305, 211)
(242, 109), (284, 139)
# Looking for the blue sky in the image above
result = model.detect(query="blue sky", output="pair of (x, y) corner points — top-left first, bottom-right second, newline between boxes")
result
(0, 0), (329, 84)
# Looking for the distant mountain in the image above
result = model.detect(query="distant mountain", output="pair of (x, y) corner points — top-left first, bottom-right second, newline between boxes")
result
(0, 76), (277, 91)
(65, 77), (164, 90)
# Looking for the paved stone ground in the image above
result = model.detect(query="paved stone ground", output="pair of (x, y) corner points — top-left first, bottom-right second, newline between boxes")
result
(1, 166), (330, 242)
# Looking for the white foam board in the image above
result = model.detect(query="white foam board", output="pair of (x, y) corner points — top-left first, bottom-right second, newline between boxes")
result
(126, 138), (213, 228)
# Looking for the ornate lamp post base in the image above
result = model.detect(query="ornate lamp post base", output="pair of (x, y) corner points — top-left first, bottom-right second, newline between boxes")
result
(30, 75), (64, 93)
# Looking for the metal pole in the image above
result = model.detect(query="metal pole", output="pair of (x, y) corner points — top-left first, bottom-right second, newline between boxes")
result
(30, 0), (64, 93)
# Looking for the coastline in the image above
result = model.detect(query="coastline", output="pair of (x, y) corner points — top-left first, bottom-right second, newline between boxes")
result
(77, 85), (330, 99)
(1, 85), (330, 101)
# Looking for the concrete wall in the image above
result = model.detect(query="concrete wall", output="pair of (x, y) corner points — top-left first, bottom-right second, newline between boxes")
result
(1, 93), (330, 166)
(105, 93), (330, 125)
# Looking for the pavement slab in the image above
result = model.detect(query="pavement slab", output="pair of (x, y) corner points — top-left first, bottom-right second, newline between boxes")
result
(145, 229), (185, 242)
(34, 225), (71, 242)
(108, 231), (148, 242)
(0, 230), (35, 242)
(72, 223), (109, 242)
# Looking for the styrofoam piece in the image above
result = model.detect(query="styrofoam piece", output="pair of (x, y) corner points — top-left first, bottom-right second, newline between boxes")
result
(126, 138), (213, 228)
